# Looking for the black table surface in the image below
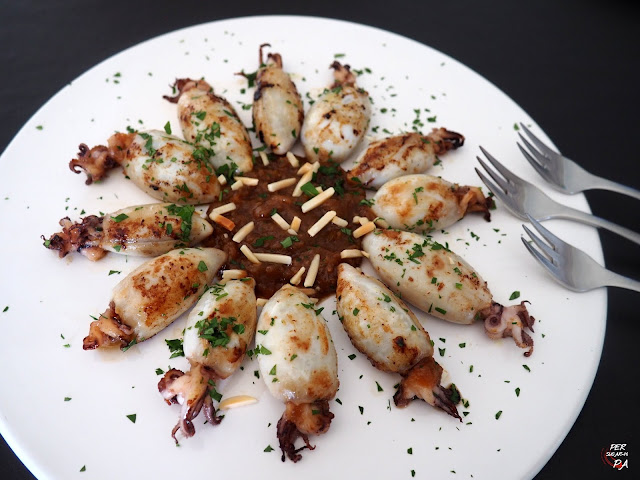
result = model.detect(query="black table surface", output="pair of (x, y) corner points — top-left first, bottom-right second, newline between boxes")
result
(2, 1), (638, 478)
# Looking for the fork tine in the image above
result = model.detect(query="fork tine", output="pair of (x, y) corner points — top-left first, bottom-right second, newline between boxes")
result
(517, 141), (556, 184)
(522, 224), (558, 262)
(475, 167), (524, 217)
(478, 146), (524, 183)
(525, 214), (564, 247)
(520, 236), (563, 281)
(476, 156), (511, 192)
(519, 123), (560, 159)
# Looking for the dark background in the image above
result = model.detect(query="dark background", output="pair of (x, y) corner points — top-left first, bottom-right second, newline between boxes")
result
(1, 1), (638, 478)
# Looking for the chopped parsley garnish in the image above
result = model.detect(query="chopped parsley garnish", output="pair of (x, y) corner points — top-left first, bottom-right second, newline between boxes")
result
(253, 235), (274, 247)
(155, 368), (164, 375)
(126, 414), (137, 423)
(280, 236), (299, 248)
(509, 291), (521, 300)
(108, 270), (121, 276)
(348, 354), (356, 360)
(166, 204), (195, 241)
(196, 316), (239, 347)
(164, 121), (172, 134)
(165, 338), (184, 358)
(412, 186), (424, 204)
(197, 261), (208, 272)
(300, 182), (319, 197)
(495, 410), (503, 420)
(110, 213), (129, 223)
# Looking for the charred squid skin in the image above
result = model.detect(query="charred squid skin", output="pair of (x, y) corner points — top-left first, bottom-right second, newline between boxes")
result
(481, 301), (535, 357)
(393, 357), (462, 421)
(277, 401), (333, 463)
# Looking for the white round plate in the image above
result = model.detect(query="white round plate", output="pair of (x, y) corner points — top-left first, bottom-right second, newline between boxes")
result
(0, 16), (605, 480)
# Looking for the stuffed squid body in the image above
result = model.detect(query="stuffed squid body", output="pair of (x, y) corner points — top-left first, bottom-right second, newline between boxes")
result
(82, 248), (227, 350)
(168, 78), (254, 173)
(44, 203), (213, 260)
(252, 46), (304, 155)
(257, 284), (339, 462)
(336, 264), (461, 418)
(371, 174), (492, 232)
(301, 62), (371, 163)
(158, 278), (257, 442)
(362, 229), (535, 355)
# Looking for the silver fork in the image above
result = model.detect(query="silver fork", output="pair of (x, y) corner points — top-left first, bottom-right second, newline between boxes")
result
(517, 123), (640, 200)
(475, 146), (640, 245)
(521, 215), (640, 292)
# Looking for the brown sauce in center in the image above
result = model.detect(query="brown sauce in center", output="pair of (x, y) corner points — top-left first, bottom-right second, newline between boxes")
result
(203, 155), (373, 299)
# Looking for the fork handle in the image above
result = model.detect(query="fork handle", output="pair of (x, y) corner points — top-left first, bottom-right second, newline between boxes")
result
(603, 270), (640, 292)
(551, 206), (640, 245)
(583, 172), (640, 201)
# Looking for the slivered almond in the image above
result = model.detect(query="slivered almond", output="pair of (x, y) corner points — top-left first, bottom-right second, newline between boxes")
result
(210, 202), (236, 216)
(218, 395), (258, 410)
(257, 298), (268, 307)
(259, 151), (269, 166)
(301, 187), (335, 213)
(297, 162), (313, 175)
(304, 254), (320, 287)
(290, 216), (302, 233)
(286, 151), (300, 167)
(222, 269), (247, 279)
(239, 177), (259, 186)
(217, 174), (227, 186)
(353, 215), (369, 226)
(211, 214), (236, 231)
(271, 213), (291, 230)
(240, 245), (260, 264)
(268, 177), (296, 192)
(290, 267), (306, 285)
(374, 217), (389, 229)
(232, 221), (254, 243)
(340, 249), (364, 259)
(316, 186), (324, 193)
(254, 253), (292, 265)
(332, 216), (348, 227)
(361, 250), (370, 258)
(298, 287), (317, 295)
(353, 221), (375, 238)
(292, 170), (313, 197)
(287, 228), (297, 235)
(231, 180), (243, 190)
(308, 211), (336, 237)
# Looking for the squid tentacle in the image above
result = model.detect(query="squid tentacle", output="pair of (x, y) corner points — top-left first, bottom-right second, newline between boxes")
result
(393, 356), (462, 421)
(482, 301), (535, 357)
(82, 302), (134, 350)
(42, 215), (105, 260)
(162, 78), (213, 104)
(277, 401), (333, 463)
(424, 127), (465, 153)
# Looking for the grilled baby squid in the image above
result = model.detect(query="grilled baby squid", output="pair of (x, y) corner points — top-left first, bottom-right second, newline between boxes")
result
(371, 174), (493, 232)
(349, 129), (464, 188)
(336, 264), (461, 419)
(362, 229), (535, 356)
(257, 284), (339, 462)
(158, 278), (257, 443)
(43, 203), (212, 261)
(164, 78), (254, 173)
(250, 44), (304, 155)
(301, 61), (371, 163)
(70, 130), (221, 204)
(83, 248), (226, 350)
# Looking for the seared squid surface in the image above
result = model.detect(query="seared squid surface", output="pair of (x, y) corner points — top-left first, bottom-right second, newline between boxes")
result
(301, 61), (371, 163)
(43, 203), (213, 260)
(349, 129), (464, 188)
(257, 284), (339, 462)
(371, 174), (493, 232)
(70, 130), (222, 204)
(336, 264), (460, 419)
(83, 248), (226, 350)
(164, 78), (253, 173)
(362, 229), (535, 355)
(251, 44), (304, 155)
(159, 278), (257, 442)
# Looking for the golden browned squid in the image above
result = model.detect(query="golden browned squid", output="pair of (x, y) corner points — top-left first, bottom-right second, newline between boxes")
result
(362, 229), (535, 356)
(336, 264), (461, 419)
(83, 248), (226, 350)
(159, 279), (257, 443)
(70, 130), (221, 204)
(301, 61), (371, 163)
(250, 44), (304, 155)
(349, 129), (464, 188)
(164, 78), (253, 173)
(257, 284), (339, 462)
(371, 174), (494, 232)
(42, 203), (213, 261)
